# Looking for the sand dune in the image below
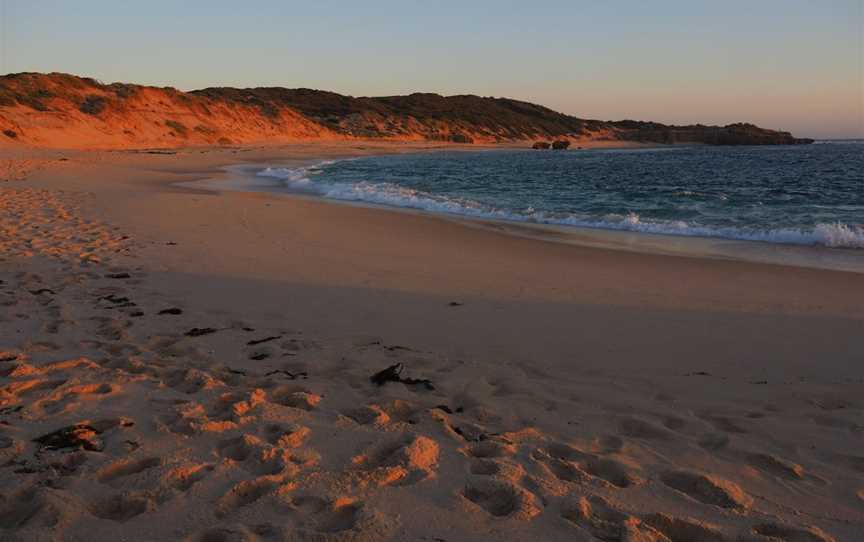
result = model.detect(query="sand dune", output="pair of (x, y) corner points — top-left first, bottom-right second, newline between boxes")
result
(0, 146), (862, 541)
(0, 73), (811, 150)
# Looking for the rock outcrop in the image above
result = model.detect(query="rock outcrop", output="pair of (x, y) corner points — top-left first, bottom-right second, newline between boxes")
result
(0, 72), (813, 149)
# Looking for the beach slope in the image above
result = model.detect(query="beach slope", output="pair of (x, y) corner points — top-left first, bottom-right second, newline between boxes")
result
(0, 144), (861, 541)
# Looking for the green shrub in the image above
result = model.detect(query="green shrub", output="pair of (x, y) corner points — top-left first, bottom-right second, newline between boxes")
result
(19, 96), (48, 111)
(258, 102), (280, 119)
(80, 95), (107, 115)
(110, 83), (138, 99)
(0, 88), (16, 107)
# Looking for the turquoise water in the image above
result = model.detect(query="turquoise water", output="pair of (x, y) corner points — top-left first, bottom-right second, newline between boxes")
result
(257, 142), (864, 248)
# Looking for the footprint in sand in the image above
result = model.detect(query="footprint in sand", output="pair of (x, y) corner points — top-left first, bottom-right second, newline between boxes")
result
(264, 423), (311, 448)
(0, 487), (73, 530)
(313, 499), (366, 534)
(746, 453), (805, 481)
(660, 469), (752, 509)
(342, 404), (391, 426)
(218, 434), (304, 476)
(542, 451), (642, 489)
(165, 464), (215, 492)
(2, 380), (68, 415)
(561, 495), (666, 541)
(461, 477), (540, 520)
(211, 389), (266, 420)
(47, 450), (90, 475)
(750, 522), (836, 542)
(640, 513), (725, 542)
(157, 400), (206, 435)
(88, 493), (154, 522)
(97, 456), (162, 483)
(218, 434), (263, 462)
(39, 382), (115, 415)
(216, 477), (281, 517)
(375, 399), (424, 425)
(283, 495), (374, 535)
(580, 457), (643, 488)
(538, 441), (643, 489)
(464, 439), (517, 459)
(469, 458), (526, 482)
(271, 385), (322, 411)
(165, 368), (225, 394)
(3, 378), (67, 400)
(352, 433), (440, 486)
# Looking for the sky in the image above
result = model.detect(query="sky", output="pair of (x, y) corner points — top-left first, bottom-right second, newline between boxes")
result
(2, 0), (862, 138)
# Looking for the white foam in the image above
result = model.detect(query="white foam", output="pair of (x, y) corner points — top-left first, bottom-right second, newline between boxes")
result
(257, 160), (339, 189)
(256, 164), (864, 249)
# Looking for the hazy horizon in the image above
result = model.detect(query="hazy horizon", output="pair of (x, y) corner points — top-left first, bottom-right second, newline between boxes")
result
(3, 0), (862, 138)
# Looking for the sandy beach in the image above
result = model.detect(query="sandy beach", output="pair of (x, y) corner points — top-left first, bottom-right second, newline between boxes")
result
(1, 142), (863, 541)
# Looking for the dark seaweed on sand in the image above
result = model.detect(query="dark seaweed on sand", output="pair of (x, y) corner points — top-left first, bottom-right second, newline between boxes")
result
(184, 327), (218, 337)
(370, 363), (435, 390)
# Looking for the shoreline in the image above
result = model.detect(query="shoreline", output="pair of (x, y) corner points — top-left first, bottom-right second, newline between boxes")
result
(182, 149), (864, 275)
(2, 141), (863, 541)
(16, 141), (863, 315)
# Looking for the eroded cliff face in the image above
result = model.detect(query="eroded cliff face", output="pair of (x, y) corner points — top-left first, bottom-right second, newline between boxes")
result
(0, 73), (341, 149)
(0, 73), (812, 149)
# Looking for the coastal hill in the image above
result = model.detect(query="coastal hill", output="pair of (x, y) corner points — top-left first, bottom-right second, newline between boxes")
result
(0, 72), (813, 149)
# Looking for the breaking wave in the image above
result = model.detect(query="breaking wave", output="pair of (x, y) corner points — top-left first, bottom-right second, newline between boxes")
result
(257, 164), (864, 249)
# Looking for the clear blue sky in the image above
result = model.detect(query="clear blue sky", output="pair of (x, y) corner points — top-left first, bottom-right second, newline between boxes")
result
(3, 0), (862, 138)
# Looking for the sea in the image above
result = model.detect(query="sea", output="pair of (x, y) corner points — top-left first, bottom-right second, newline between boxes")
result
(252, 141), (864, 250)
